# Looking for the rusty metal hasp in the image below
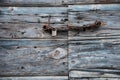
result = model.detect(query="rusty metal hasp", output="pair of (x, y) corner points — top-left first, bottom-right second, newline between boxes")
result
(42, 15), (104, 37)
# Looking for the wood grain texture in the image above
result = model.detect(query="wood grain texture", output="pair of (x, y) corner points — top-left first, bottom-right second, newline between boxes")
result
(0, 0), (120, 6)
(69, 0), (120, 4)
(0, 0), (69, 7)
(68, 10), (120, 40)
(0, 7), (67, 15)
(0, 7), (68, 24)
(0, 40), (68, 76)
(0, 76), (68, 80)
(0, 7), (68, 39)
(0, 23), (67, 39)
(70, 77), (120, 80)
(68, 4), (120, 78)
(0, 15), (68, 24)
(68, 4), (120, 11)
(0, 2), (120, 79)
(69, 39), (120, 77)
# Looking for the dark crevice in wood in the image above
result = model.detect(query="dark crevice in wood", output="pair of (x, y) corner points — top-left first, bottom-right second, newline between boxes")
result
(88, 67), (120, 70)
(0, 4), (68, 7)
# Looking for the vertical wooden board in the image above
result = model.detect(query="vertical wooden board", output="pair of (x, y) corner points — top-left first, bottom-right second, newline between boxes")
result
(0, 76), (68, 80)
(0, 0), (69, 6)
(0, 40), (68, 76)
(69, 39), (120, 78)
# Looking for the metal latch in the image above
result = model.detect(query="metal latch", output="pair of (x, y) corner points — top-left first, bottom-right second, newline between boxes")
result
(42, 15), (104, 37)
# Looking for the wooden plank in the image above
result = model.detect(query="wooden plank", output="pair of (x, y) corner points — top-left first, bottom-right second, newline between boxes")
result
(68, 4), (120, 11)
(0, 40), (68, 76)
(69, 0), (120, 4)
(0, 0), (69, 7)
(70, 70), (120, 77)
(68, 5), (120, 78)
(0, 15), (68, 24)
(0, 7), (67, 15)
(1, 0), (120, 6)
(68, 10), (120, 40)
(0, 23), (67, 39)
(0, 7), (67, 23)
(69, 39), (120, 77)
(0, 76), (68, 80)
(69, 11), (120, 25)
(0, 7), (68, 39)
(70, 77), (120, 80)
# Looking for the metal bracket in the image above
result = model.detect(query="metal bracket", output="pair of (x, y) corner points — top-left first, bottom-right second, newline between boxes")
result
(42, 15), (104, 37)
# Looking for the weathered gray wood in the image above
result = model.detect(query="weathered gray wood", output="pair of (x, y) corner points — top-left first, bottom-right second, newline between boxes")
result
(0, 7), (67, 15)
(0, 15), (68, 24)
(69, 11), (120, 25)
(70, 70), (120, 77)
(0, 7), (68, 24)
(68, 10), (120, 40)
(0, 0), (69, 6)
(68, 5), (120, 40)
(0, 40), (68, 76)
(0, 23), (67, 39)
(0, 7), (68, 22)
(69, 0), (120, 4)
(68, 4), (120, 78)
(70, 77), (120, 80)
(69, 39), (120, 77)
(0, 7), (68, 39)
(1, 0), (120, 6)
(0, 76), (68, 80)
(68, 4), (120, 11)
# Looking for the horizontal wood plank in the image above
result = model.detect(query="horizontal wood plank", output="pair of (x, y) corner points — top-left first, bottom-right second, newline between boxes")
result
(0, 7), (68, 24)
(70, 77), (120, 80)
(0, 0), (69, 7)
(0, 40), (68, 76)
(0, 7), (68, 39)
(70, 70), (120, 77)
(68, 10), (120, 40)
(0, 0), (120, 6)
(0, 76), (68, 80)
(0, 7), (67, 15)
(68, 4), (120, 11)
(0, 15), (68, 24)
(0, 23), (67, 39)
(69, 0), (120, 4)
(69, 11), (120, 25)
(69, 39), (120, 77)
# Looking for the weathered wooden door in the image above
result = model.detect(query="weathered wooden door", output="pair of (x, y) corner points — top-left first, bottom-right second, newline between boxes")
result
(0, 0), (120, 80)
